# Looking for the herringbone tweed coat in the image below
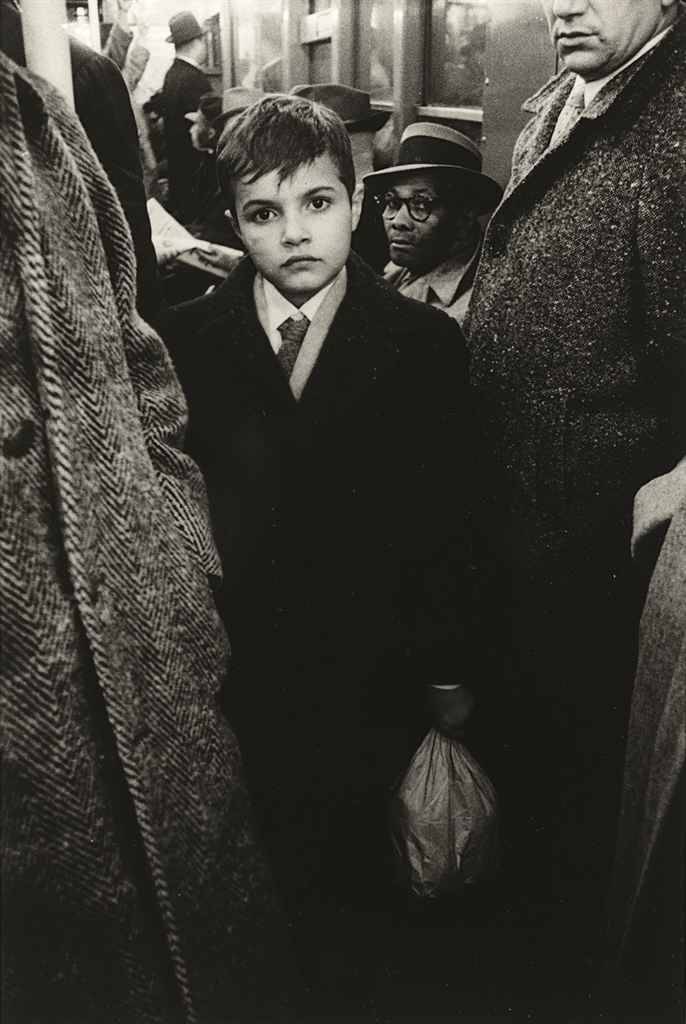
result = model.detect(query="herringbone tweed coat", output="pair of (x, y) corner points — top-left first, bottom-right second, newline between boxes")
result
(0, 55), (287, 1024)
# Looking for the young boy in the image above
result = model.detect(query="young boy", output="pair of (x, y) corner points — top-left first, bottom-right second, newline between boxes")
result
(171, 93), (475, 973)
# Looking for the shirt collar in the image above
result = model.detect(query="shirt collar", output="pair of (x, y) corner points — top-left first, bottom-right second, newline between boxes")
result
(581, 24), (674, 106)
(260, 271), (342, 335)
(400, 238), (481, 307)
(176, 54), (200, 69)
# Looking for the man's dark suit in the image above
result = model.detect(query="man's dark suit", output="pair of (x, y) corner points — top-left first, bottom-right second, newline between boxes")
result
(162, 57), (211, 223)
(169, 252), (473, 909)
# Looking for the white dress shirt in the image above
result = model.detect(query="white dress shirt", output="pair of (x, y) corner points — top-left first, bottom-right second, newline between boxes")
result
(175, 54), (201, 69)
(581, 24), (674, 106)
(258, 274), (339, 355)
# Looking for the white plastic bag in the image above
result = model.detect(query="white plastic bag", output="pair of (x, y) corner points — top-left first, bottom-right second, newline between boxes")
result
(390, 729), (499, 899)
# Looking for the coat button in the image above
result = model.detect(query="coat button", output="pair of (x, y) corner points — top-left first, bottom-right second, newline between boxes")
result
(3, 419), (36, 458)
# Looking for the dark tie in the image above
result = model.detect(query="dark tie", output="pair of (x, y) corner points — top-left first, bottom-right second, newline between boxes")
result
(277, 314), (309, 377)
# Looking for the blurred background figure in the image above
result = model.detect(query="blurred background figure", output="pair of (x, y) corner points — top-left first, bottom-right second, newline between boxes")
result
(102, 0), (158, 191)
(0, 46), (292, 1024)
(0, 0), (163, 326)
(162, 9), (212, 223)
(185, 86), (261, 249)
(366, 122), (502, 326)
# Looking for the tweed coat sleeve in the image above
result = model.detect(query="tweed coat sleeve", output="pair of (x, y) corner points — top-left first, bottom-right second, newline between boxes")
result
(108, 231), (222, 582)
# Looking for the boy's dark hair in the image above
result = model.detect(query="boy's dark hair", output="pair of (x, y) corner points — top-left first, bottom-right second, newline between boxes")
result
(217, 94), (355, 212)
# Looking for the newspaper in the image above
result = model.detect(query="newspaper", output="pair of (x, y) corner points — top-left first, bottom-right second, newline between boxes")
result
(147, 198), (243, 278)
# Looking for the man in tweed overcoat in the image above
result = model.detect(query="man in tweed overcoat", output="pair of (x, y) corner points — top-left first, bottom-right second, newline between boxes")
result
(0, 53), (290, 1023)
(465, 0), (686, 917)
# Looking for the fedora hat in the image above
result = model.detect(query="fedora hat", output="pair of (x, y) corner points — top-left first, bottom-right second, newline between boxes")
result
(184, 91), (222, 124)
(290, 83), (390, 133)
(212, 87), (266, 134)
(364, 122), (502, 213)
(166, 11), (204, 46)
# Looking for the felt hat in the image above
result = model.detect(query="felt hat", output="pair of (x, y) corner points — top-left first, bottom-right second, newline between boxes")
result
(166, 11), (204, 46)
(364, 122), (503, 213)
(290, 83), (390, 133)
(212, 87), (266, 134)
(184, 91), (222, 124)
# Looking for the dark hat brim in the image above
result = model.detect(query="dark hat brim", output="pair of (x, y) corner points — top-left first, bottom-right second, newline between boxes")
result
(364, 162), (503, 213)
(344, 108), (391, 134)
(166, 29), (204, 43)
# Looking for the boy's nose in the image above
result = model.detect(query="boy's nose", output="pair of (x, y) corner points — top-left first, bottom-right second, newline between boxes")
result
(281, 211), (310, 245)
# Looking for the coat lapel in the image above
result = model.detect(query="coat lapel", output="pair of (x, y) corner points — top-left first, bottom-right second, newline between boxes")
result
(501, 31), (675, 208)
(203, 259), (297, 414)
(297, 256), (400, 425)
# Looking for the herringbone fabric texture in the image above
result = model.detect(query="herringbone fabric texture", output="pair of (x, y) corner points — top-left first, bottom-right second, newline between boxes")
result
(277, 314), (309, 376)
(0, 54), (288, 1024)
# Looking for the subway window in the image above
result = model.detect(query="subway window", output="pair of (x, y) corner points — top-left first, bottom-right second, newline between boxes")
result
(427, 0), (491, 109)
(230, 0), (283, 90)
(369, 0), (394, 102)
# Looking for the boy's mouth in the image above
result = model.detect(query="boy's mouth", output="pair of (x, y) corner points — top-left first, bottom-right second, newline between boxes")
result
(282, 255), (320, 267)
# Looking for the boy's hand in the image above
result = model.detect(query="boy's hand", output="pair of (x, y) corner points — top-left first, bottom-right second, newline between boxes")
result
(427, 685), (475, 738)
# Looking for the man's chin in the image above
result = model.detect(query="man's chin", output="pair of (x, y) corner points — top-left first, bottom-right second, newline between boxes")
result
(389, 244), (419, 268)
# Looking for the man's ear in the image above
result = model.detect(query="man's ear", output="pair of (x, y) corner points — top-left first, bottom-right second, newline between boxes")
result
(351, 182), (364, 233)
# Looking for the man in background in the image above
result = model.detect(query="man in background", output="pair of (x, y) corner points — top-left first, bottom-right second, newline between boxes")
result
(162, 10), (212, 223)
(0, 0), (162, 324)
(366, 122), (502, 325)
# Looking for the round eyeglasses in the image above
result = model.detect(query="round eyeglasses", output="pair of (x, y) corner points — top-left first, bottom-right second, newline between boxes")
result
(373, 192), (440, 223)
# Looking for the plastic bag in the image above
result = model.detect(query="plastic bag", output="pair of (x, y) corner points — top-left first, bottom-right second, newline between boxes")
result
(390, 729), (499, 899)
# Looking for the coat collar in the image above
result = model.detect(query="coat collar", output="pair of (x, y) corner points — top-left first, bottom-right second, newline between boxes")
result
(502, 12), (685, 201)
(521, 10), (683, 120)
(202, 251), (401, 423)
(296, 251), (400, 423)
(384, 233), (482, 309)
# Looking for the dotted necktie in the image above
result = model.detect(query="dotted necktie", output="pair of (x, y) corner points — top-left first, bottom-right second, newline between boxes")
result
(549, 79), (585, 149)
(277, 314), (309, 378)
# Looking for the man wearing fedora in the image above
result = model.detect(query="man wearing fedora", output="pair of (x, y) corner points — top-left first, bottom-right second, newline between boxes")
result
(366, 122), (502, 326)
(162, 10), (212, 223)
(290, 83), (392, 271)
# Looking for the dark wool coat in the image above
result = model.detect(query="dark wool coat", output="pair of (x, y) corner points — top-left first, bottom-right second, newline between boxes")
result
(463, 16), (686, 888)
(167, 253), (473, 902)
(162, 58), (212, 223)
(604, 497), (686, 1023)
(0, 56), (288, 1024)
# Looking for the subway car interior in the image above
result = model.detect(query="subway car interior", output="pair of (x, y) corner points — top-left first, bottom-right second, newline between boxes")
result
(3, 1), (684, 1023)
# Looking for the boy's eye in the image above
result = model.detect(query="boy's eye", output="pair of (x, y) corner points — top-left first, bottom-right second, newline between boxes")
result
(251, 208), (277, 223)
(309, 195), (332, 212)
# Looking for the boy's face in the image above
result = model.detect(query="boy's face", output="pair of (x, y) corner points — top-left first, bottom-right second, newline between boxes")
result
(232, 154), (361, 307)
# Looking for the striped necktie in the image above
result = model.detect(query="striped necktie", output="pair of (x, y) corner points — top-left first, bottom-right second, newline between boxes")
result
(549, 78), (585, 149)
(277, 314), (309, 377)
